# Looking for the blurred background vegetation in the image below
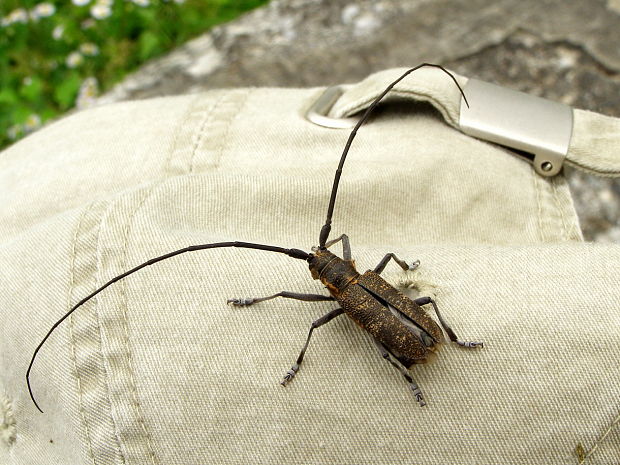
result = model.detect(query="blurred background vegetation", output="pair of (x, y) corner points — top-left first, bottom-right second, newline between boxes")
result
(0, 0), (268, 150)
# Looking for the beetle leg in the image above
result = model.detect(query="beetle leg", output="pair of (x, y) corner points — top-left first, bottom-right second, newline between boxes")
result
(414, 297), (484, 349)
(281, 307), (344, 386)
(373, 254), (419, 274)
(324, 234), (351, 261)
(372, 339), (426, 407)
(227, 291), (334, 307)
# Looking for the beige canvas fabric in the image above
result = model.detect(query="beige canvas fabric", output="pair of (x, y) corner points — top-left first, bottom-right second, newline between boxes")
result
(1, 68), (619, 465)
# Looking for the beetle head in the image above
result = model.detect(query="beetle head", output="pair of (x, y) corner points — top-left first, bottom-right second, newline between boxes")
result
(307, 248), (337, 281)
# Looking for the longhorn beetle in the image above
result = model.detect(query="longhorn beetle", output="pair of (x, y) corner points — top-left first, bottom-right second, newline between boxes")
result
(27, 63), (483, 413)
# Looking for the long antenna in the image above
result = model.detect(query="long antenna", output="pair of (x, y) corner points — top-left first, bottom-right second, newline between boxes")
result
(318, 63), (469, 248)
(27, 241), (309, 413)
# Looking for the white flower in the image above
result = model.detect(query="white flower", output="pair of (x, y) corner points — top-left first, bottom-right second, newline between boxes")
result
(52, 24), (64, 39)
(5, 8), (29, 25)
(90, 3), (112, 19)
(72, 0), (91, 5)
(79, 42), (99, 56)
(7, 125), (22, 140)
(24, 114), (42, 132)
(33, 3), (56, 18)
(23, 76), (33, 86)
(76, 77), (100, 109)
(66, 51), (84, 68)
(132, 0), (150, 6)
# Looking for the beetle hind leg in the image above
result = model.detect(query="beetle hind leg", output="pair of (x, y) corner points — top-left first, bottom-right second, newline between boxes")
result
(373, 339), (426, 407)
(414, 297), (484, 349)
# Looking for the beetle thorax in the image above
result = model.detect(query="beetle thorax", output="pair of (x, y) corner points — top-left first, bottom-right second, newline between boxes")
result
(308, 249), (359, 295)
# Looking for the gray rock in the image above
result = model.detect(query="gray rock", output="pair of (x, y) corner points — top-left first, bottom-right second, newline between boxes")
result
(99, 0), (620, 242)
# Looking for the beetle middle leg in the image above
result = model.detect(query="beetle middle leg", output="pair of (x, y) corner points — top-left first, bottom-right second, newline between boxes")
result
(414, 296), (484, 349)
(281, 307), (344, 386)
(373, 253), (420, 274)
(227, 291), (334, 307)
(372, 338), (426, 407)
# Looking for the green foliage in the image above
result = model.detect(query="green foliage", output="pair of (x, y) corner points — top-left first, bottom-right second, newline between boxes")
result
(53, 72), (81, 109)
(0, 0), (268, 149)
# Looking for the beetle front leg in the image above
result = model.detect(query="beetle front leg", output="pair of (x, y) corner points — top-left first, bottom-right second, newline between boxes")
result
(373, 253), (420, 274)
(281, 307), (344, 386)
(372, 339), (426, 407)
(414, 297), (484, 349)
(227, 291), (334, 307)
(324, 234), (351, 261)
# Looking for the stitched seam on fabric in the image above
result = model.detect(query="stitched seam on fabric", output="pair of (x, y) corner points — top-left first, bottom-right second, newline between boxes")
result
(119, 187), (159, 465)
(550, 177), (569, 241)
(163, 96), (198, 176)
(92, 202), (128, 465)
(214, 89), (250, 167)
(189, 94), (226, 173)
(68, 200), (126, 465)
(577, 410), (620, 464)
(532, 167), (546, 242)
(554, 176), (584, 242)
(67, 204), (97, 465)
(539, 174), (565, 241)
(190, 89), (249, 172)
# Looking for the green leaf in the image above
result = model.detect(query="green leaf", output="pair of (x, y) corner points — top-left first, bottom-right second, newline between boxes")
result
(138, 30), (161, 61)
(19, 76), (44, 102)
(41, 107), (58, 121)
(0, 88), (18, 105)
(53, 73), (81, 109)
(12, 105), (31, 124)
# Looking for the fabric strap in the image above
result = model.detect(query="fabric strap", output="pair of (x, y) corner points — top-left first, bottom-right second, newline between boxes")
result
(329, 67), (620, 177)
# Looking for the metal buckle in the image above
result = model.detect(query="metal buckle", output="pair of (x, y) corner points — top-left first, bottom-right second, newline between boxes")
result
(304, 86), (359, 129)
(459, 78), (573, 177)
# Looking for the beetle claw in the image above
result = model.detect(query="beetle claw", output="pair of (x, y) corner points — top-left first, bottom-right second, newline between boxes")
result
(280, 364), (299, 386)
(457, 340), (484, 349)
(410, 384), (426, 407)
(227, 298), (254, 306)
(408, 259), (421, 271)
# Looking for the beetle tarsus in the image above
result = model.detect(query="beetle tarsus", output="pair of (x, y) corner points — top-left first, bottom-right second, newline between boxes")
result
(456, 340), (484, 349)
(227, 298), (255, 306)
(410, 384), (426, 407)
(408, 259), (420, 271)
(280, 364), (299, 386)
(417, 297), (485, 350)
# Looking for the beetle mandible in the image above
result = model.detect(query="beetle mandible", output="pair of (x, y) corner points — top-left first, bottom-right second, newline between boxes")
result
(27, 63), (483, 413)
